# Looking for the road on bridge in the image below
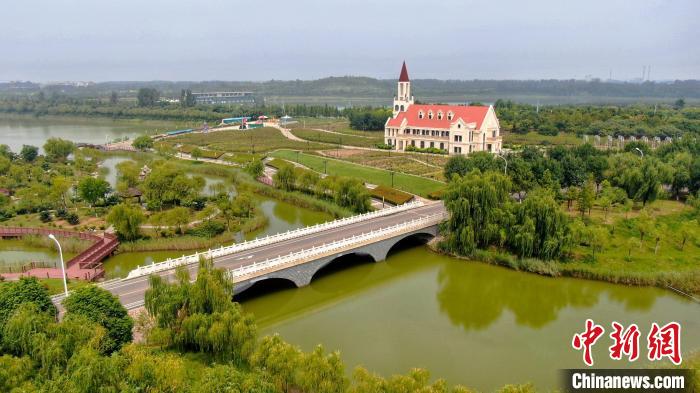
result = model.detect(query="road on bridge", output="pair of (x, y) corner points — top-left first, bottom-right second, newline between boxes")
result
(55, 202), (445, 310)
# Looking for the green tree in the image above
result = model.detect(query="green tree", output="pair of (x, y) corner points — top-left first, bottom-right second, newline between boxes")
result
(43, 138), (74, 162)
(132, 135), (154, 151)
(245, 160), (264, 178)
(19, 145), (38, 162)
(137, 88), (160, 107)
(194, 365), (276, 393)
(164, 206), (190, 233)
(636, 210), (654, 243)
(444, 152), (499, 180)
(106, 203), (145, 241)
(509, 189), (570, 260)
(577, 179), (595, 217)
(77, 177), (111, 207)
(251, 334), (302, 392)
(443, 170), (512, 255)
(678, 221), (695, 250)
(191, 147), (203, 160)
(273, 165), (297, 191)
(673, 98), (686, 110)
(180, 89), (196, 108)
(145, 258), (257, 365)
(296, 345), (347, 393)
(62, 285), (133, 353)
(0, 277), (57, 334)
(333, 177), (371, 213)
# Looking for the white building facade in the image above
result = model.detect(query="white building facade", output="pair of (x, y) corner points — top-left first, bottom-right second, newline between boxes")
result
(385, 62), (502, 155)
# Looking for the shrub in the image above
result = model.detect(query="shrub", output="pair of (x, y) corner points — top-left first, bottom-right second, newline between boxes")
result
(66, 213), (80, 225)
(187, 220), (225, 238)
(39, 210), (52, 223)
(370, 185), (414, 205)
(427, 189), (445, 200)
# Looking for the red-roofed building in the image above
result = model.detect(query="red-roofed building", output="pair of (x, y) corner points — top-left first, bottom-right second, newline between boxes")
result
(385, 62), (502, 155)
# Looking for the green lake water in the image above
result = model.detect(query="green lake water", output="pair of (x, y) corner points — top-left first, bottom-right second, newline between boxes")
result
(240, 245), (700, 391)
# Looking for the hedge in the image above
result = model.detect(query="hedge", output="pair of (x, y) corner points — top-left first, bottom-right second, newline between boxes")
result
(370, 185), (414, 205)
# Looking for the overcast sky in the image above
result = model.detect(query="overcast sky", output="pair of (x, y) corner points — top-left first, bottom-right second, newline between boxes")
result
(2, 0), (698, 82)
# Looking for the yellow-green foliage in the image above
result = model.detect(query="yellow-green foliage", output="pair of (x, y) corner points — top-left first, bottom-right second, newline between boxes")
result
(370, 185), (414, 205)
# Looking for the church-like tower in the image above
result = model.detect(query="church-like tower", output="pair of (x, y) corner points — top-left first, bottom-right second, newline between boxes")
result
(393, 61), (414, 117)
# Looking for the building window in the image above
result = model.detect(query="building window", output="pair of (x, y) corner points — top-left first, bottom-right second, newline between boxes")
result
(400, 105), (405, 112)
(454, 147), (462, 154)
(457, 124), (461, 129)
(428, 111), (433, 119)
(420, 141), (425, 148)
(418, 111), (424, 119)
(487, 144), (492, 152)
(448, 111), (454, 120)
(454, 135), (462, 142)
(395, 105), (399, 111)
(440, 142), (444, 149)
(437, 111), (443, 120)
(492, 130), (497, 138)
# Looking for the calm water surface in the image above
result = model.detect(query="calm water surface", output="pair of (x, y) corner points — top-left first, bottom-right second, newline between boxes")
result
(240, 245), (700, 391)
(0, 117), (141, 153)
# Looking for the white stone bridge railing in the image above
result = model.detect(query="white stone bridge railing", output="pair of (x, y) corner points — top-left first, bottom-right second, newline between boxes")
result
(126, 201), (424, 278)
(229, 212), (446, 282)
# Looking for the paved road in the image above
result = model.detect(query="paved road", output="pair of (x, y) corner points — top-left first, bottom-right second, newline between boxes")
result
(57, 202), (445, 310)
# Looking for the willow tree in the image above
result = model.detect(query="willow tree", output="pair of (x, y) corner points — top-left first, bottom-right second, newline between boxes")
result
(510, 189), (570, 260)
(442, 170), (512, 256)
(144, 257), (257, 366)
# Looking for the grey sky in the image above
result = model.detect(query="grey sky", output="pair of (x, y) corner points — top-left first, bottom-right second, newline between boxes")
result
(2, 0), (698, 81)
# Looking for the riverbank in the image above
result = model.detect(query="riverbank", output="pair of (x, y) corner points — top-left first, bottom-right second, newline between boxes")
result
(427, 237), (700, 298)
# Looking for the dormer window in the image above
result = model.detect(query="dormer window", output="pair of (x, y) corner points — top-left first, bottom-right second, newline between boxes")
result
(447, 111), (454, 120)
(418, 111), (424, 119)
(457, 124), (461, 129)
(437, 111), (443, 120)
(428, 111), (433, 119)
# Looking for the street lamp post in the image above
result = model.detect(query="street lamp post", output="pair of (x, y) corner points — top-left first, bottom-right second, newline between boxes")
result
(48, 234), (68, 297)
(496, 154), (508, 175)
(634, 147), (644, 158)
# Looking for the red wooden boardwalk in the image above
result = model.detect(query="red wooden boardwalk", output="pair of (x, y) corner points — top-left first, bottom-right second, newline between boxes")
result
(0, 227), (118, 281)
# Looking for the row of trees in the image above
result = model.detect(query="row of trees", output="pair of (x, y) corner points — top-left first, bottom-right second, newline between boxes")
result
(446, 138), (700, 206)
(273, 165), (371, 213)
(494, 100), (700, 137)
(442, 171), (570, 260)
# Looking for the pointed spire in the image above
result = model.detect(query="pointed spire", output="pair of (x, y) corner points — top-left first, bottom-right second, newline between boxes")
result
(399, 61), (410, 82)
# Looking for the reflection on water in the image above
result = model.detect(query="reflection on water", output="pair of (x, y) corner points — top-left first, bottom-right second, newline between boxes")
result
(241, 246), (700, 391)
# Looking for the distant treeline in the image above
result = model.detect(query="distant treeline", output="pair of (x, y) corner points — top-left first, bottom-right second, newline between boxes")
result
(0, 95), (343, 123)
(2, 77), (699, 101)
(1, 94), (699, 137)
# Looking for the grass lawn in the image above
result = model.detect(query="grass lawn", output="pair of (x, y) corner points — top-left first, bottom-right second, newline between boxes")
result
(503, 131), (583, 147)
(317, 149), (447, 181)
(40, 278), (91, 295)
(289, 128), (382, 148)
(271, 149), (445, 197)
(555, 200), (700, 294)
(289, 117), (383, 138)
(168, 128), (327, 154)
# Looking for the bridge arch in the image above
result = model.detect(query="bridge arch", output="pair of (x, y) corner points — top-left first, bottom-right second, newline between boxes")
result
(234, 277), (297, 299)
(383, 230), (436, 260)
(309, 252), (376, 283)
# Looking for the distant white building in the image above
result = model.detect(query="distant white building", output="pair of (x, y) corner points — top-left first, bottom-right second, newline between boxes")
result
(384, 62), (502, 155)
(192, 92), (255, 105)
